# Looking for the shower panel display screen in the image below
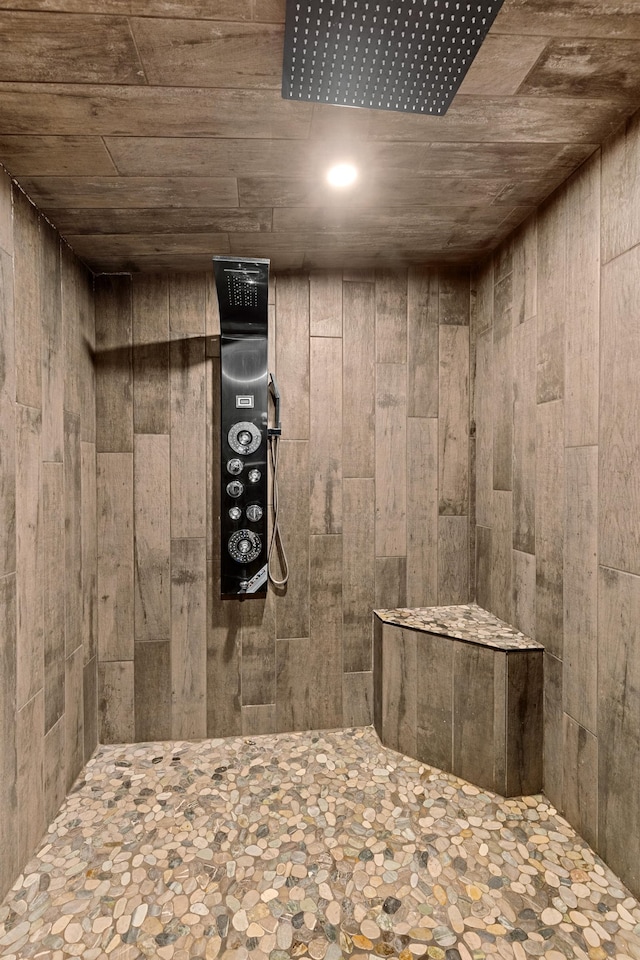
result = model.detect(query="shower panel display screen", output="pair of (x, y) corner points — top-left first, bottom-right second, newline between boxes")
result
(213, 256), (270, 597)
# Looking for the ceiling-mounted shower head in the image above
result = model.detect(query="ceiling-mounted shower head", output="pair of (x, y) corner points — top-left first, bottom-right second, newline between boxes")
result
(282, 0), (505, 116)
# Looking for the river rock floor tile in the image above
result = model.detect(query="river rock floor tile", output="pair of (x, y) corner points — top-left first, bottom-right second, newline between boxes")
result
(1, 727), (639, 960)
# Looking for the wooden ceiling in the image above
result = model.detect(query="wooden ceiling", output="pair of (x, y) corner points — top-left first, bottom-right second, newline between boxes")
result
(0, 0), (638, 273)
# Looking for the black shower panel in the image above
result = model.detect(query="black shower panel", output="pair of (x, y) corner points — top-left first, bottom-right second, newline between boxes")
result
(213, 256), (270, 597)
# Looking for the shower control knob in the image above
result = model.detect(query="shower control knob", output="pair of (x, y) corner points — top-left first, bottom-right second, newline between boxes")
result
(226, 480), (244, 498)
(248, 468), (261, 483)
(227, 458), (243, 475)
(246, 504), (263, 522)
(228, 421), (261, 456)
(228, 506), (242, 521)
(228, 529), (262, 563)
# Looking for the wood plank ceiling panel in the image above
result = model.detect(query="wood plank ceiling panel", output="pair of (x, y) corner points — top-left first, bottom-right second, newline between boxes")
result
(129, 19), (285, 89)
(0, 0), (637, 271)
(0, 12), (145, 84)
(0, 0), (285, 20)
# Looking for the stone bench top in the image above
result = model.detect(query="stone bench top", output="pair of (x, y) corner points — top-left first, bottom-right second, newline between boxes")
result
(374, 602), (544, 652)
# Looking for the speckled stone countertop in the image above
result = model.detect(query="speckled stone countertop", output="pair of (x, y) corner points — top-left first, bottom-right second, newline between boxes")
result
(375, 602), (544, 651)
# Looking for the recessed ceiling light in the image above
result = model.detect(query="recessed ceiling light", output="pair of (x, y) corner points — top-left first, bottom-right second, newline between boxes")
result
(327, 163), (358, 188)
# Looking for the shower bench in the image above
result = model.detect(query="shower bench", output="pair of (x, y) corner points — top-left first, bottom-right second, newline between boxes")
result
(373, 603), (543, 797)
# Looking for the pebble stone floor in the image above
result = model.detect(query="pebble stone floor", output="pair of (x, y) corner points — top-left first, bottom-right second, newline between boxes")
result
(1, 727), (640, 960)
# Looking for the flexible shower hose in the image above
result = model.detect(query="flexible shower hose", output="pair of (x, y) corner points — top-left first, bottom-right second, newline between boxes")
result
(267, 433), (289, 586)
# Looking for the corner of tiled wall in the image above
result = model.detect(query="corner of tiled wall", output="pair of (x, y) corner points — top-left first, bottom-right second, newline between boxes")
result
(0, 169), (97, 901)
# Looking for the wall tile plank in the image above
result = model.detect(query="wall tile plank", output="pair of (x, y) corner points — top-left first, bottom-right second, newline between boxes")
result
(453, 643), (495, 793)
(512, 549), (535, 639)
(274, 440), (310, 640)
(133, 274), (170, 435)
(474, 331), (493, 527)
(564, 714), (598, 850)
(342, 672), (373, 727)
(99, 660), (134, 744)
(17, 690), (45, 869)
(537, 198), (565, 403)
(309, 535), (343, 730)
(169, 272), (206, 335)
(41, 224), (63, 462)
(242, 704), (277, 736)
(416, 631), (453, 772)
(64, 645), (84, 790)
(0, 574), (18, 898)
(13, 190), (41, 409)
(0, 249), (16, 580)
(206, 558), (242, 738)
(598, 566), (640, 894)
(375, 269), (407, 364)
(600, 244), (640, 575)
(78, 262), (96, 445)
(81, 442), (97, 665)
(602, 111), (640, 265)
(95, 274), (133, 453)
(64, 410), (82, 657)
(171, 538), (207, 739)
(0, 173), (12, 255)
(564, 157), (600, 448)
(170, 336), (206, 538)
(439, 325), (469, 514)
(375, 363), (407, 556)
(564, 446), (598, 733)
(475, 525), (492, 612)
(135, 640), (172, 742)
(512, 218), (537, 325)
(16, 403), (42, 709)
(438, 516), (469, 605)
(407, 267), (438, 418)
(134, 434), (170, 642)
(44, 717), (65, 830)
(97, 452), (134, 662)
(60, 246), (83, 422)
(374, 557), (407, 610)
(310, 271), (342, 337)
(506, 650), (543, 796)
(513, 317), (536, 554)
(492, 272), (513, 492)
(343, 280), (375, 478)
(343, 478), (375, 673)
(491, 490), (513, 625)
(382, 625), (416, 756)
(407, 418), (438, 607)
(439, 272), (470, 325)
(241, 589), (276, 706)
(42, 462), (65, 733)
(275, 274), (309, 440)
(83, 658), (97, 763)
(536, 401), (564, 657)
(276, 638), (313, 734)
(543, 652), (563, 812)
(310, 336), (342, 534)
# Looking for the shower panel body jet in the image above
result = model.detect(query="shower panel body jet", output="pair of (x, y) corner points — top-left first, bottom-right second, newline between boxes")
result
(214, 256), (270, 597)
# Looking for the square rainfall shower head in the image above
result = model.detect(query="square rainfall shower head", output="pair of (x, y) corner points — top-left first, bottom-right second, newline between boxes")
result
(282, 0), (505, 115)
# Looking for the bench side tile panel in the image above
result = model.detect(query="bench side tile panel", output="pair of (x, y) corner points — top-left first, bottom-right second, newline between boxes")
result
(416, 631), (454, 773)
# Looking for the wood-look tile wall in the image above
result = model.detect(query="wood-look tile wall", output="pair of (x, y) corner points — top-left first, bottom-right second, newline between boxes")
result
(0, 168), (97, 901)
(470, 107), (640, 898)
(95, 267), (470, 744)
